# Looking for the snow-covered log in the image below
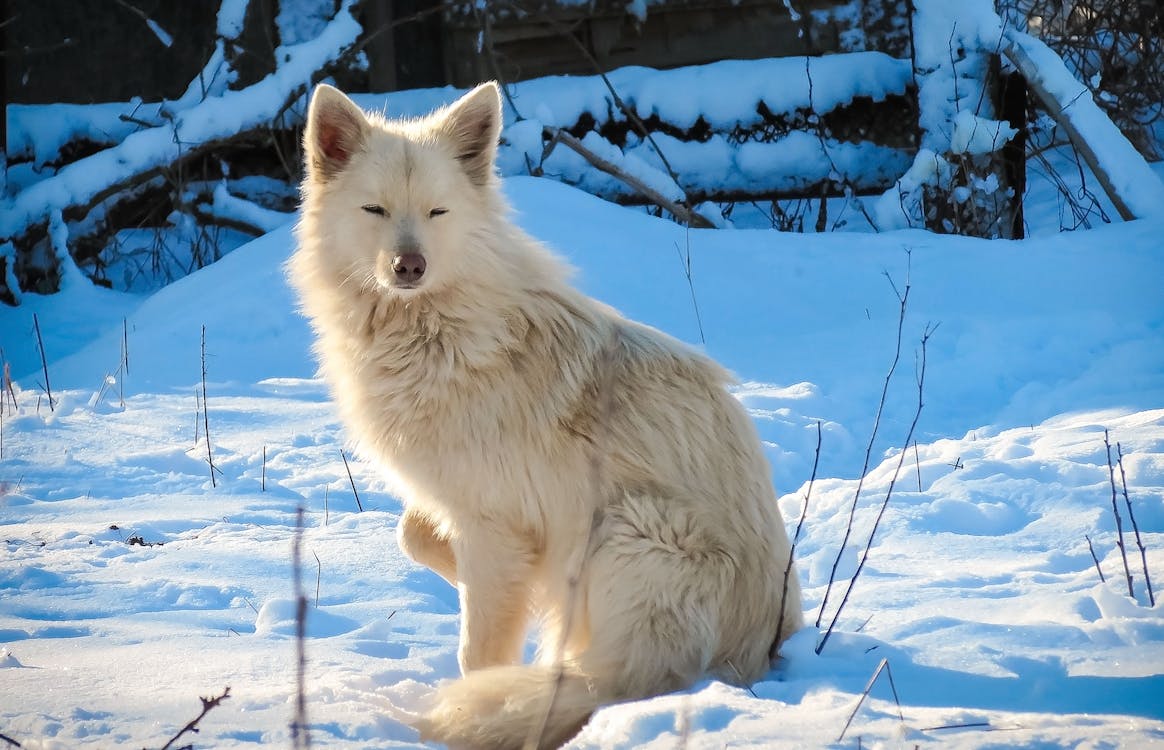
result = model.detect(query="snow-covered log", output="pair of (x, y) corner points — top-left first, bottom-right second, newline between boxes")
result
(0, 0), (362, 302)
(492, 53), (917, 208)
(1003, 29), (1164, 222)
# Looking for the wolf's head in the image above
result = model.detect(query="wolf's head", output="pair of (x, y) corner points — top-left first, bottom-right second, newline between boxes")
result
(300, 82), (505, 296)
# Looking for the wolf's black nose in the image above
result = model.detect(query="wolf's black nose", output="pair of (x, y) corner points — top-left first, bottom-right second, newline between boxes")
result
(391, 253), (427, 285)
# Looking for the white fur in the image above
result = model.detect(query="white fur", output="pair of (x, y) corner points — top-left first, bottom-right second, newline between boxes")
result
(288, 82), (803, 749)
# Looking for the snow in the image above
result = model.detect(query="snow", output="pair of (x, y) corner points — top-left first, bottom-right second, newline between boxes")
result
(210, 182), (293, 234)
(4, 6), (1164, 744)
(911, 0), (1006, 153)
(3, 164), (1164, 747)
(949, 109), (1018, 156)
(216, 0), (250, 39)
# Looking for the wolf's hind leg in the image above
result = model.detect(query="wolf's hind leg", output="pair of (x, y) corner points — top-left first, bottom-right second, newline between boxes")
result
(397, 506), (457, 586)
(577, 495), (745, 700)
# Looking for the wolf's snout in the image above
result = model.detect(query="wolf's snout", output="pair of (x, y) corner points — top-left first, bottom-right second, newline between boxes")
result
(392, 253), (427, 285)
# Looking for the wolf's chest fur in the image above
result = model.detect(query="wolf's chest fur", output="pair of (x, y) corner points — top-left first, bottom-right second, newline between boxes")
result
(337, 286), (593, 473)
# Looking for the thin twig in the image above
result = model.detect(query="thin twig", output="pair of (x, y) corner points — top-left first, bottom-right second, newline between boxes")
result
(921, 721), (991, 731)
(156, 686), (231, 750)
(540, 14), (688, 199)
(120, 317), (129, 405)
(32, 314), (54, 412)
(1116, 442), (1154, 606)
(1085, 534), (1106, 582)
(291, 507), (311, 749)
(0, 731), (21, 747)
(837, 658), (904, 743)
(803, 55), (876, 230)
(193, 389), (201, 445)
(913, 440), (922, 492)
(2, 360), (17, 413)
(313, 550), (322, 608)
(818, 323), (936, 655)
(675, 227), (706, 345)
(772, 419), (821, 658)
(498, 0), (688, 200)
(816, 263), (912, 629)
(262, 445), (267, 492)
(469, 3), (523, 118)
(1103, 430), (1134, 598)
(340, 449), (363, 512)
(201, 325), (215, 487)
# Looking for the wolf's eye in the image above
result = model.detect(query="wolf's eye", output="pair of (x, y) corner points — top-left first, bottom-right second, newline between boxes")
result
(362, 204), (387, 217)
(429, 207), (449, 218)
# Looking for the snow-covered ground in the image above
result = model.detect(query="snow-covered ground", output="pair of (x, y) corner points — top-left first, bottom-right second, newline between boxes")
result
(3, 152), (1164, 749)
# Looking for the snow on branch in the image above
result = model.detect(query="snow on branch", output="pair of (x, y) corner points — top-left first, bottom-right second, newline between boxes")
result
(872, 0), (1022, 237)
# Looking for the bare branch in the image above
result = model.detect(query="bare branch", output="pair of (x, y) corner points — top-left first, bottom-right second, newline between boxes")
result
(156, 686), (231, 750)
(546, 129), (714, 228)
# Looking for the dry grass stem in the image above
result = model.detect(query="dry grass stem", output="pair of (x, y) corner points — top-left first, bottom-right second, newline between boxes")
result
(292, 507), (311, 749)
(818, 323), (935, 655)
(1103, 430), (1134, 598)
(837, 658), (904, 743)
(201, 325), (216, 487)
(340, 449), (363, 512)
(1085, 534), (1106, 583)
(773, 419), (821, 658)
(32, 314), (54, 412)
(1116, 442), (1154, 605)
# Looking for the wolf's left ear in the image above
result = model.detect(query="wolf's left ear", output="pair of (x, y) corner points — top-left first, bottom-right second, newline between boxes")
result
(440, 82), (503, 186)
(304, 84), (368, 182)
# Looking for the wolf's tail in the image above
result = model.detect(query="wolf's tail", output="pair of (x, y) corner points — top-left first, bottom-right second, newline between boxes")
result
(414, 663), (604, 750)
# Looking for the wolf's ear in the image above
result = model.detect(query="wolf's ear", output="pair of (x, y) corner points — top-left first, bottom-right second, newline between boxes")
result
(439, 82), (503, 186)
(304, 84), (368, 182)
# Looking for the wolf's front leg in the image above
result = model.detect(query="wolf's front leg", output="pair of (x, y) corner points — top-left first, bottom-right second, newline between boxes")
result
(454, 531), (539, 673)
(397, 506), (457, 586)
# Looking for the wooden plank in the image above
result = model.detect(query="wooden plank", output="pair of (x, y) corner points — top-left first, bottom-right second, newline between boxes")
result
(442, 0), (853, 87)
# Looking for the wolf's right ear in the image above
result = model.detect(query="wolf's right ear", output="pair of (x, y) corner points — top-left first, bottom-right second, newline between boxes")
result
(304, 84), (368, 182)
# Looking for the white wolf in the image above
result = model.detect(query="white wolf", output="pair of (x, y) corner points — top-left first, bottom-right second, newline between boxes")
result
(289, 81), (802, 749)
